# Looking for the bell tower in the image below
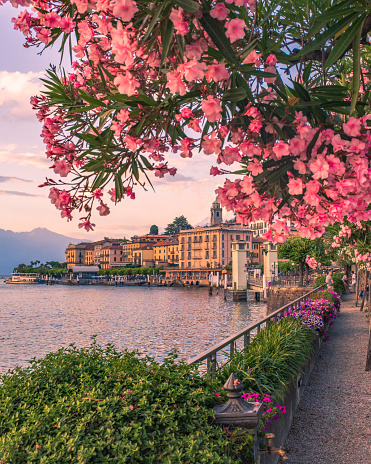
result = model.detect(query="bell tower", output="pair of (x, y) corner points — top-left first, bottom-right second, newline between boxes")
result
(210, 200), (222, 226)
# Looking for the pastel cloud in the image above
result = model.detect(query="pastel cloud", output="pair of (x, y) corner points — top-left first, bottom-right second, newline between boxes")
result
(0, 145), (49, 168)
(0, 175), (32, 183)
(0, 189), (39, 197)
(0, 70), (44, 120)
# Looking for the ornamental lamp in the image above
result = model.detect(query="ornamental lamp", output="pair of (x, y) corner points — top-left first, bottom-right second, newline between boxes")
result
(213, 373), (264, 428)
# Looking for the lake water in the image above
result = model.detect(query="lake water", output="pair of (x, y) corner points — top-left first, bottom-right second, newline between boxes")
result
(0, 281), (266, 374)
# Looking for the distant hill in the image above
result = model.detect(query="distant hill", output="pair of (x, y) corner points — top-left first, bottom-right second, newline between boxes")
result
(0, 228), (86, 274)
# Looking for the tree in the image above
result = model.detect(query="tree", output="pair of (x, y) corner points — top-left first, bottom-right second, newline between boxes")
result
(4, 0), (371, 238)
(278, 237), (325, 286)
(149, 225), (159, 235)
(164, 216), (193, 235)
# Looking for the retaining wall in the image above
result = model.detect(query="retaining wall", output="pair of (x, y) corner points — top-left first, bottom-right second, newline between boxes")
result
(266, 287), (314, 314)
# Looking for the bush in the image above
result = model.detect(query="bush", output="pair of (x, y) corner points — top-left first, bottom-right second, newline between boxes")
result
(311, 290), (337, 306)
(313, 273), (345, 294)
(0, 341), (252, 464)
(220, 318), (316, 401)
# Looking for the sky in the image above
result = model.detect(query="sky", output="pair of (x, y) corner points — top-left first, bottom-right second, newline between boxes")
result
(0, 4), (229, 241)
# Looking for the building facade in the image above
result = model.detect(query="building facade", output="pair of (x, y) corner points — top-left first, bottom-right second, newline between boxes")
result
(153, 240), (179, 267)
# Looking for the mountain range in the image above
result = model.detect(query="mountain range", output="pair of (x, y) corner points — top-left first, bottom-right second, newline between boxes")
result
(0, 228), (84, 275)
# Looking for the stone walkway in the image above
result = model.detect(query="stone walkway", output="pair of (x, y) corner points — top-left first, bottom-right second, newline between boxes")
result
(279, 293), (371, 464)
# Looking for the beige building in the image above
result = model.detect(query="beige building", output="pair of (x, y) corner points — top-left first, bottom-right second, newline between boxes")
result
(178, 202), (253, 270)
(250, 237), (265, 266)
(133, 246), (155, 267)
(65, 243), (91, 269)
(153, 240), (179, 267)
(100, 245), (124, 270)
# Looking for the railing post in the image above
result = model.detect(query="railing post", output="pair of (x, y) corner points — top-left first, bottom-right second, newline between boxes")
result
(230, 342), (234, 359)
(244, 332), (250, 349)
(207, 353), (217, 378)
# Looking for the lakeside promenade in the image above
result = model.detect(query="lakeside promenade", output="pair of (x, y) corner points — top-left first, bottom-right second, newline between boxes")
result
(279, 293), (371, 464)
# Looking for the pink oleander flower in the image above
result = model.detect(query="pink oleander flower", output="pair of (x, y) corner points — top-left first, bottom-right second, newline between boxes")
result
(225, 18), (246, 43)
(78, 220), (95, 231)
(202, 132), (222, 155)
(343, 117), (362, 137)
(169, 7), (190, 36)
(210, 2), (229, 20)
(112, 0), (138, 21)
(53, 159), (72, 177)
(97, 203), (110, 216)
(202, 96), (222, 122)
(288, 177), (304, 195)
(243, 50), (261, 66)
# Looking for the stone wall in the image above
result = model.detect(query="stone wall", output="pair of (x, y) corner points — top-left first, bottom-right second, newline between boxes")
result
(266, 287), (314, 314)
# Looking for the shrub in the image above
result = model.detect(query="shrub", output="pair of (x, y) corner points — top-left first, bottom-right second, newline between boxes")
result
(0, 341), (253, 464)
(311, 290), (337, 305)
(313, 273), (345, 294)
(220, 318), (316, 401)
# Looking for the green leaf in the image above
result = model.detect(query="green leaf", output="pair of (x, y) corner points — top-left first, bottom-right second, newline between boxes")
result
(350, 18), (364, 115)
(174, 0), (200, 13)
(292, 82), (310, 102)
(295, 12), (359, 58)
(222, 88), (247, 102)
(199, 13), (239, 65)
(142, 2), (165, 42)
(160, 20), (174, 68)
(325, 16), (366, 68)
(132, 161), (140, 181)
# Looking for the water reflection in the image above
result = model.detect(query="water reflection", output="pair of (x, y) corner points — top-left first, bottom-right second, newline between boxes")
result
(0, 282), (266, 374)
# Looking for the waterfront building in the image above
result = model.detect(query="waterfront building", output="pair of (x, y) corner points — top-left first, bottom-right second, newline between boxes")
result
(84, 244), (95, 265)
(250, 237), (265, 266)
(100, 245), (124, 270)
(133, 245), (155, 267)
(65, 242), (91, 269)
(153, 240), (179, 267)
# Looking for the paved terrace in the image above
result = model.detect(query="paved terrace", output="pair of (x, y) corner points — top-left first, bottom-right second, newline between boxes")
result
(279, 293), (371, 464)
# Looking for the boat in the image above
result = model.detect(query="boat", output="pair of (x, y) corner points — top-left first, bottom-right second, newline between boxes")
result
(5, 273), (41, 284)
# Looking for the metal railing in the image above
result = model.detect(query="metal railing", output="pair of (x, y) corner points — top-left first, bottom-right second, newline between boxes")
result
(187, 286), (321, 376)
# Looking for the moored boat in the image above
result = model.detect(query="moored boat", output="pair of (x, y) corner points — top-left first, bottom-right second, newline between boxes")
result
(5, 273), (41, 284)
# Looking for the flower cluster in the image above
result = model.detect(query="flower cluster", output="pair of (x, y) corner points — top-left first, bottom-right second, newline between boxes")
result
(241, 392), (286, 431)
(4, 0), (371, 235)
(305, 255), (321, 269)
(278, 294), (339, 340)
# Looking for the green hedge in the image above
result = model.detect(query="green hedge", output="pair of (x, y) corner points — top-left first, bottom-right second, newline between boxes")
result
(313, 272), (345, 294)
(220, 318), (316, 401)
(0, 319), (318, 463)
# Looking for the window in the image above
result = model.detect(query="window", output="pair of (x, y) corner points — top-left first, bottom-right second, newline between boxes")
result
(213, 235), (217, 242)
(222, 234), (224, 240)
(246, 235), (250, 241)
(222, 250), (224, 258)
(230, 234), (233, 240)
(205, 251), (209, 259)
(236, 234), (240, 241)
(222, 242), (224, 249)
(187, 262), (191, 268)
(188, 252), (191, 259)
(181, 252), (184, 260)
(213, 251), (217, 258)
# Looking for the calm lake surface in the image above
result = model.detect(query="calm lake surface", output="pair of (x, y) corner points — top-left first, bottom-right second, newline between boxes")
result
(0, 281), (266, 374)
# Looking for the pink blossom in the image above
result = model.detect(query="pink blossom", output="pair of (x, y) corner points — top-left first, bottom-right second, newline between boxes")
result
(221, 146), (241, 165)
(240, 176), (255, 195)
(60, 16), (75, 33)
(92, 189), (103, 199)
(225, 19), (246, 43)
(185, 39), (208, 60)
(205, 62), (230, 82)
(202, 132), (222, 155)
(210, 166), (221, 176)
(97, 203), (110, 216)
(273, 141), (290, 159)
(112, 0), (138, 21)
(247, 159), (263, 176)
(310, 156), (329, 179)
(266, 54), (277, 66)
(343, 117), (362, 137)
(43, 12), (61, 28)
(288, 177), (304, 195)
(166, 72), (187, 95)
(53, 159), (72, 177)
(202, 96), (222, 123)
(108, 188), (117, 202)
(210, 3), (229, 20)
(78, 220), (95, 231)
(114, 73), (139, 96)
(243, 50), (261, 66)
(169, 8), (189, 36)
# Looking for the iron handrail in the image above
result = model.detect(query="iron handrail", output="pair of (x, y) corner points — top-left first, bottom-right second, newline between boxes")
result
(187, 286), (321, 375)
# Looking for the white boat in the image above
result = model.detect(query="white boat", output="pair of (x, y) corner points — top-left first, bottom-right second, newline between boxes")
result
(5, 273), (41, 284)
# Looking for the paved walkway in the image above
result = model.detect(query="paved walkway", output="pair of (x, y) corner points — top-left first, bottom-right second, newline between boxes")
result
(279, 293), (371, 464)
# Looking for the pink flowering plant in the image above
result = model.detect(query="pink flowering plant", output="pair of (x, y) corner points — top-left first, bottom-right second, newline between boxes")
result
(3, 0), (371, 233)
